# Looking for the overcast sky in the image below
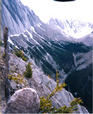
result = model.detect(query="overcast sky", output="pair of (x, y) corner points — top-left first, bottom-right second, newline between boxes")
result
(20, 0), (93, 23)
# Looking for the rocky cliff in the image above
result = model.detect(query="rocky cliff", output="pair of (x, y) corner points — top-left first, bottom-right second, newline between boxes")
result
(0, 46), (88, 113)
(1, 0), (92, 112)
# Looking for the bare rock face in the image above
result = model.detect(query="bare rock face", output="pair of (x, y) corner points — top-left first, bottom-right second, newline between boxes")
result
(5, 88), (40, 113)
(9, 54), (89, 113)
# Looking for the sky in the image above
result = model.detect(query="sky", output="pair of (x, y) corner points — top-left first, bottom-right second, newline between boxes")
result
(20, 0), (93, 23)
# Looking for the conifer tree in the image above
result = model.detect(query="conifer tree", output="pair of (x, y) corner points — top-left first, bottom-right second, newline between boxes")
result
(24, 62), (32, 78)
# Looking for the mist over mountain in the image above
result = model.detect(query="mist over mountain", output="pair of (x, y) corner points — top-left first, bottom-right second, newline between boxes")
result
(2, 0), (93, 112)
(49, 18), (93, 39)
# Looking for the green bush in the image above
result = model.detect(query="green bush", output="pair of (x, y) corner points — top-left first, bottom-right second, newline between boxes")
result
(24, 62), (32, 78)
(15, 49), (28, 61)
(0, 40), (2, 46)
(2, 52), (5, 59)
(8, 74), (27, 85)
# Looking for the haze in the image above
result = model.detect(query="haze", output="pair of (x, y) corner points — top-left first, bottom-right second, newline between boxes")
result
(21, 0), (93, 23)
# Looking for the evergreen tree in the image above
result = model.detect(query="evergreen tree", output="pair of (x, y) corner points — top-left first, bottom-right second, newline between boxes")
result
(24, 62), (32, 78)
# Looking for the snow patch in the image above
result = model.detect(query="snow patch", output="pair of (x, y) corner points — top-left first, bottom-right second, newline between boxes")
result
(26, 30), (33, 38)
(37, 23), (41, 28)
(26, 30), (41, 46)
(8, 37), (14, 45)
(30, 26), (36, 33)
(22, 33), (27, 38)
(10, 34), (20, 37)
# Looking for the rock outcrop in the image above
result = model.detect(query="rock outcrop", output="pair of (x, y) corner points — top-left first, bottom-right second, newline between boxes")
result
(0, 56), (5, 113)
(7, 53), (89, 113)
(5, 88), (40, 113)
(0, 56), (7, 113)
(0, 47), (89, 113)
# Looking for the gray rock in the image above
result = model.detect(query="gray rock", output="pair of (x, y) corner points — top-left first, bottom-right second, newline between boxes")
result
(9, 54), (89, 113)
(28, 60), (89, 113)
(5, 88), (40, 113)
(9, 53), (27, 75)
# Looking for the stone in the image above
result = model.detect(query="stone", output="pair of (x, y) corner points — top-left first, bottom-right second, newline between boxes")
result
(8, 54), (89, 113)
(5, 88), (40, 113)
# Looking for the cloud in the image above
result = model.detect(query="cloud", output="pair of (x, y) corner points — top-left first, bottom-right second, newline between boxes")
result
(21, 0), (93, 23)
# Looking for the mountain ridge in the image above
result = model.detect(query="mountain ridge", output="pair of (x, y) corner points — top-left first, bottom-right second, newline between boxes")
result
(2, 0), (92, 112)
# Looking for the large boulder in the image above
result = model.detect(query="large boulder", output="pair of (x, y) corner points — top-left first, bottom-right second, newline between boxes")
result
(5, 88), (40, 113)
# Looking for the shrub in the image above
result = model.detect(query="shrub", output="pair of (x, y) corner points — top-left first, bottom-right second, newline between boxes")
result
(22, 56), (28, 61)
(0, 40), (2, 46)
(40, 71), (82, 113)
(24, 62), (32, 78)
(8, 74), (27, 85)
(15, 49), (28, 61)
(2, 52), (5, 59)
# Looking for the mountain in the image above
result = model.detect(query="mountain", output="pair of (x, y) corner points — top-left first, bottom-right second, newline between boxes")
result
(2, 0), (93, 112)
(65, 50), (93, 112)
(0, 46), (89, 113)
(49, 18), (93, 40)
(78, 32), (93, 46)
(1, 0), (41, 34)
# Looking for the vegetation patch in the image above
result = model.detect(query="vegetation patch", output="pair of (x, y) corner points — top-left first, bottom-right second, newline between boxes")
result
(8, 74), (27, 85)
(15, 49), (28, 61)
(40, 71), (83, 113)
(24, 62), (32, 78)
(0, 40), (2, 46)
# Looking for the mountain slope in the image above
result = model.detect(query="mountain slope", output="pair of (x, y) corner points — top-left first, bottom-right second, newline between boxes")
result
(49, 18), (93, 40)
(65, 50), (93, 112)
(2, 0), (41, 34)
(2, 0), (92, 112)
(7, 52), (90, 113)
(0, 46), (89, 113)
